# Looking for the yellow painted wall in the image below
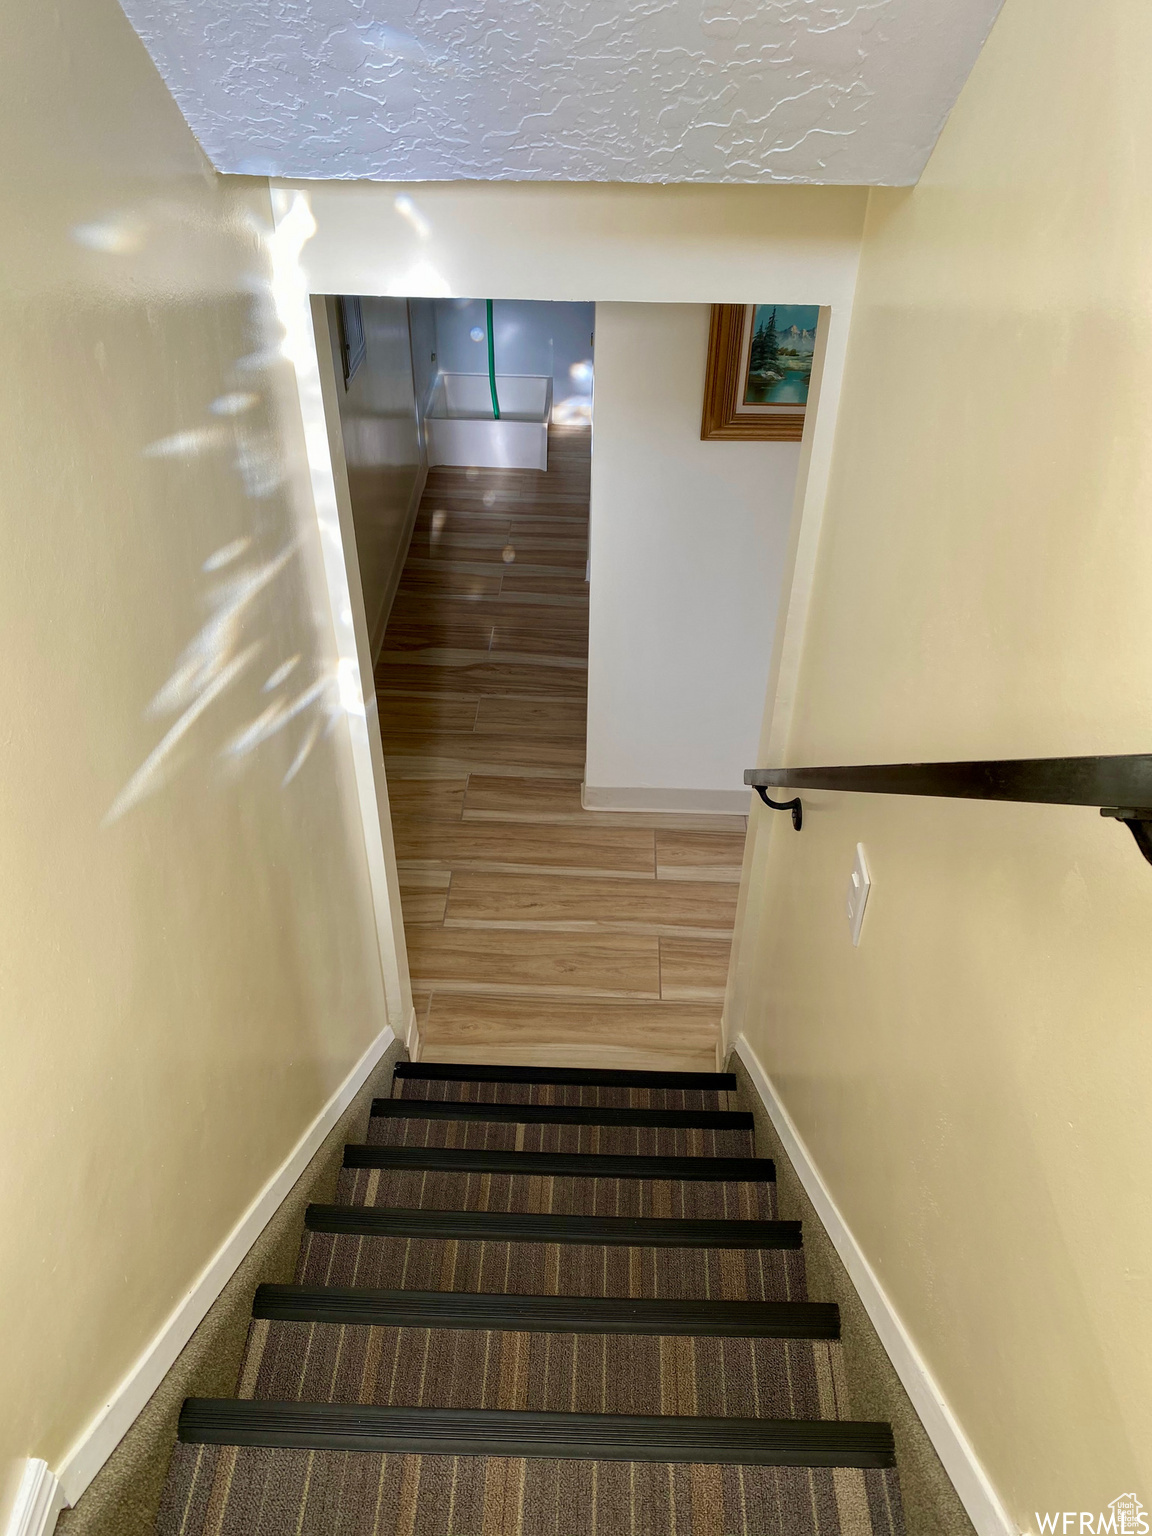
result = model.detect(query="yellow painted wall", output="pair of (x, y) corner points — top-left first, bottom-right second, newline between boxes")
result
(730, 0), (1152, 1521)
(0, 0), (392, 1515)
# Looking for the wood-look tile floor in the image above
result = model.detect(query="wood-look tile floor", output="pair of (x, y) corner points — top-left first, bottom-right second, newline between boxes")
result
(377, 427), (746, 1072)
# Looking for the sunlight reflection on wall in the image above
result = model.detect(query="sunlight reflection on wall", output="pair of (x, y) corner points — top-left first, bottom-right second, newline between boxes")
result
(554, 360), (594, 426)
(101, 190), (347, 824)
(392, 192), (451, 297)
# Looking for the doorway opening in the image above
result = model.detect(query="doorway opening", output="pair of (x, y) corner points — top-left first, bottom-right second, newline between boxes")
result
(422, 298), (595, 471)
(324, 296), (594, 661)
(313, 295), (820, 1069)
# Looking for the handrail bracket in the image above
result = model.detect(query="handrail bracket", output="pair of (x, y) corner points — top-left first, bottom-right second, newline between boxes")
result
(1100, 807), (1152, 866)
(752, 786), (803, 831)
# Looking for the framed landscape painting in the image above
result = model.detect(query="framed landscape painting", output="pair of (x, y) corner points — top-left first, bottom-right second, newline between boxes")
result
(700, 303), (822, 441)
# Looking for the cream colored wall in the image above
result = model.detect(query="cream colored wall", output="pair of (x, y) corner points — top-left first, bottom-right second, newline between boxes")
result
(729, 0), (1152, 1524)
(326, 297), (425, 658)
(586, 303), (801, 810)
(281, 178), (868, 307)
(0, 0), (394, 1521)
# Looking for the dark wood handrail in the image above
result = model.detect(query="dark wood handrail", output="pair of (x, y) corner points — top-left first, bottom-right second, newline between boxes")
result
(744, 753), (1152, 863)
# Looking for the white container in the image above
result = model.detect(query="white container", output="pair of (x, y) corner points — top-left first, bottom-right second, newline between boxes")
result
(425, 373), (552, 471)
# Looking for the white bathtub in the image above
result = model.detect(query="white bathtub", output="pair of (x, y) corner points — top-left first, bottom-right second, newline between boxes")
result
(425, 373), (552, 471)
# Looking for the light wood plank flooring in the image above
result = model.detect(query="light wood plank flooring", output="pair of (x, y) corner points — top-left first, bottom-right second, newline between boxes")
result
(378, 427), (746, 1071)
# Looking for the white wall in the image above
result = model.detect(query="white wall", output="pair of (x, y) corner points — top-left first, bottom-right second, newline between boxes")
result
(432, 299), (595, 425)
(327, 296), (425, 657)
(408, 297), (437, 417)
(585, 303), (801, 812)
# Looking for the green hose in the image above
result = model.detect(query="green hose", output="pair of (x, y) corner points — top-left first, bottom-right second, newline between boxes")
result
(486, 299), (500, 420)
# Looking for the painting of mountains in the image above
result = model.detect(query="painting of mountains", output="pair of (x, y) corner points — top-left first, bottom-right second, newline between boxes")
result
(744, 305), (820, 406)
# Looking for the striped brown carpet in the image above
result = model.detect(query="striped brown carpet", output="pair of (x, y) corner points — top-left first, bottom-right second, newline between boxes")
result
(295, 1230), (806, 1300)
(154, 1061), (905, 1535)
(160, 1445), (903, 1536)
(336, 1166), (778, 1218)
(365, 1115), (753, 1159)
(394, 1078), (733, 1111)
(240, 1320), (846, 1418)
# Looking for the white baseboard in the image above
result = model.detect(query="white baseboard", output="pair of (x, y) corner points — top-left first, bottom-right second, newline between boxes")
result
(5, 1462), (65, 1536)
(581, 784), (752, 815)
(47, 1023), (396, 1518)
(730, 1034), (1017, 1536)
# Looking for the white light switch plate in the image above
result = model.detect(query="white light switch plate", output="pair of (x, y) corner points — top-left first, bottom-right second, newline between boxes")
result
(846, 843), (870, 946)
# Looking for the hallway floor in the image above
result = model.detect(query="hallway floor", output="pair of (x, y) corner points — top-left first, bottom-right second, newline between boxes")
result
(376, 426), (746, 1071)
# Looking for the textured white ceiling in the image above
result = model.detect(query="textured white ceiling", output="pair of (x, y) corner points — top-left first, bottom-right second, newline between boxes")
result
(117, 0), (1003, 185)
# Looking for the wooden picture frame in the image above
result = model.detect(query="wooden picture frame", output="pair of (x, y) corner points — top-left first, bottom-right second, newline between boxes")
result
(700, 304), (813, 441)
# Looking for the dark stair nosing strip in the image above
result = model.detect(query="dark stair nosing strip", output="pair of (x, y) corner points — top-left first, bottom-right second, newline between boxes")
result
(343, 1144), (775, 1183)
(252, 1286), (839, 1338)
(304, 1205), (802, 1249)
(178, 1401), (894, 1469)
(394, 1062), (737, 1090)
(372, 1098), (753, 1131)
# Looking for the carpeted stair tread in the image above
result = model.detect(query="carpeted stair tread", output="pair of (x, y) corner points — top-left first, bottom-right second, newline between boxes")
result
(178, 1401), (895, 1467)
(396, 1075), (733, 1110)
(395, 1063), (738, 1090)
(373, 1098), (752, 1130)
(239, 1316), (845, 1420)
(296, 1228), (807, 1300)
(251, 1286), (839, 1336)
(366, 1107), (754, 1158)
(159, 1442), (905, 1535)
(305, 1205), (799, 1248)
(337, 1164), (778, 1219)
(344, 1143), (774, 1182)
(370, 1097), (755, 1157)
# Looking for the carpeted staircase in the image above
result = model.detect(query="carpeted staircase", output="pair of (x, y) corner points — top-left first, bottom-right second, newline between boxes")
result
(155, 1062), (905, 1534)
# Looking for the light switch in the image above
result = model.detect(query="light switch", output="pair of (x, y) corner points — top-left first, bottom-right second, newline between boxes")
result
(846, 843), (870, 946)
